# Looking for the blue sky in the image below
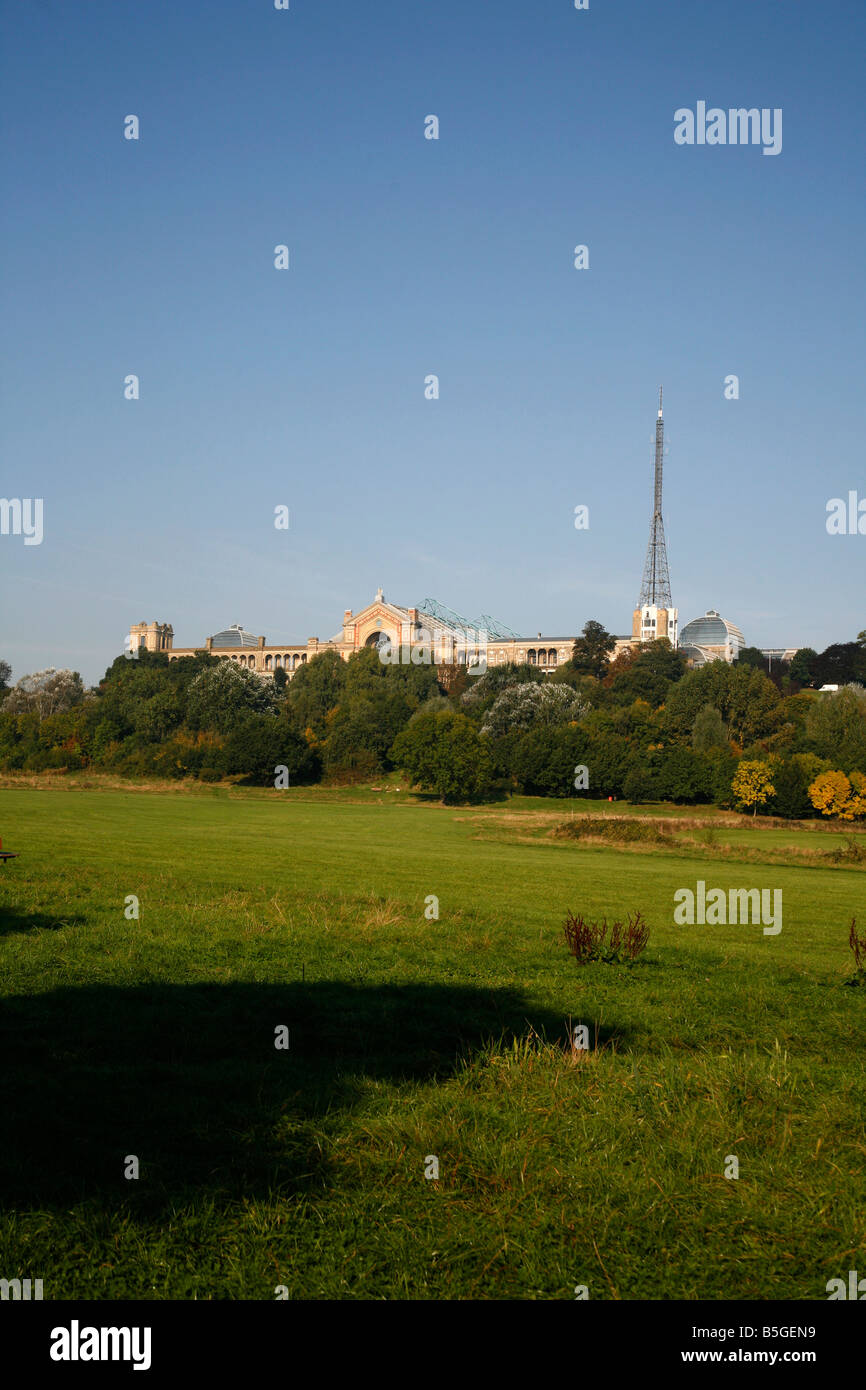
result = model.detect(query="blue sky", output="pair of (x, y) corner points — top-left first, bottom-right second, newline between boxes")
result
(1, 0), (864, 685)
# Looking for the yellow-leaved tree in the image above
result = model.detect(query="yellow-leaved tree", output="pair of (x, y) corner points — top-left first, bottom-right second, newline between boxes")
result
(849, 770), (866, 819)
(731, 760), (776, 816)
(810, 769), (866, 820)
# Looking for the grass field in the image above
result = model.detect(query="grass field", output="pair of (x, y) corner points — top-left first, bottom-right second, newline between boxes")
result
(1, 780), (864, 1300)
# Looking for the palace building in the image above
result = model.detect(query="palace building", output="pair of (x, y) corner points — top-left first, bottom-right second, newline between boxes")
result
(128, 590), (581, 678)
(129, 594), (758, 680)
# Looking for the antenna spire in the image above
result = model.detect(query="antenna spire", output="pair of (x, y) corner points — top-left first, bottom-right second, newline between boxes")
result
(638, 389), (673, 609)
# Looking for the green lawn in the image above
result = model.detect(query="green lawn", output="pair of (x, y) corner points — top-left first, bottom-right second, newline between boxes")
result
(0, 782), (864, 1300)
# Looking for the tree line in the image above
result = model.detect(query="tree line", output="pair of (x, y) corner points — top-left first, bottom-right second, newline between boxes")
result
(0, 625), (864, 815)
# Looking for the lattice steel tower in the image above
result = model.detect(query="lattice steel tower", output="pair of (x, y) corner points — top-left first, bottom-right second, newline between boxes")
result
(638, 387), (673, 609)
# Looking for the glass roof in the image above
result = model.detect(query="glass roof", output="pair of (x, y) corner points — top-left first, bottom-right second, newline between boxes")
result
(210, 624), (258, 648)
(680, 611), (744, 650)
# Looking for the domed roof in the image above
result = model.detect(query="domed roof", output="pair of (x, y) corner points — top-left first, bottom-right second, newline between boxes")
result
(210, 623), (258, 648)
(679, 610), (745, 652)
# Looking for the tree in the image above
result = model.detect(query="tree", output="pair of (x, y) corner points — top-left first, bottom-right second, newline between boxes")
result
(623, 764), (659, 804)
(506, 724), (590, 797)
(288, 650), (348, 739)
(0, 660), (11, 692)
(607, 639), (687, 708)
(321, 685), (415, 775)
(789, 648), (817, 687)
(186, 661), (279, 734)
(2, 668), (86, 718)
(460, 662), (544, 715)
(222, 715), (318, 786)
(691, 704), (729, 752)
(810, 642), (866, 688)
(480, 682), (588, 739)
(769, 753), (828, 819)
(804, 684), (866, 773)
(731, 760), (776, 816)
(656, 746), (714, 803)
(808, 769), (866, 821)
(436, 660), (471, 700)
(571, 621), (616, 679)
(391, 710), (495, 803)
(664, 662), (782, 747)
(736, 646), (768, 671)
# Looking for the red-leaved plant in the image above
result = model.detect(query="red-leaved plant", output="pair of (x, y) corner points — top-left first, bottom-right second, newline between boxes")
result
(563, 910), (649, 965)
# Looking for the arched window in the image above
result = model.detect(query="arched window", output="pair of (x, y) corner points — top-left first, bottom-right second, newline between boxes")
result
(528, 649), (537, 664)
(548, 649), (557, 666)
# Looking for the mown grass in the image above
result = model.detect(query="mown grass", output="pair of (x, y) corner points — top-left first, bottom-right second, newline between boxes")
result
(0, 781), (864, 1300)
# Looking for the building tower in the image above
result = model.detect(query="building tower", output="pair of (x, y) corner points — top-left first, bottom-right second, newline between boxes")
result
(129, 620), (174, 654)
(632, 388), (678, 646)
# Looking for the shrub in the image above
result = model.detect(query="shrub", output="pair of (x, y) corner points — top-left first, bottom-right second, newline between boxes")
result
(554, 817), (675, 847)
(828, 836), (866, 865)
(562, 909), (650, 964)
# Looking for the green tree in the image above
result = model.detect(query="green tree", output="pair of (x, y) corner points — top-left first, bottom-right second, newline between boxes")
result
(623, 764), (659, 804)
(288, 650), (348, 739)
(506, 724), (590, 797)
(691, 704), (729, 752)
(736, 646), (768, 671)
(788, 648), (817, 687)
(804, 684), (866, 773)
(391, 710), (495, 803)
(607, 639), (687, 708)
(222, 715), (319, 786)
(571, 621), (616, 679)
(810, 642), (866, 688)
(656, 746), (714, 803)
(664, 662), (782, 747)
(769, 753), (828, 819)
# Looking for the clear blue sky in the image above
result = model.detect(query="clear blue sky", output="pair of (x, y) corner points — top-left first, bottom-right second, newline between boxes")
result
(2, 0), (864, 685)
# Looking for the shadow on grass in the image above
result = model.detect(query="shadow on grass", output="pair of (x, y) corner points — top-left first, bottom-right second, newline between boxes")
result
(0, 905), (86, 937)
(0, 981), (580, 1212)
